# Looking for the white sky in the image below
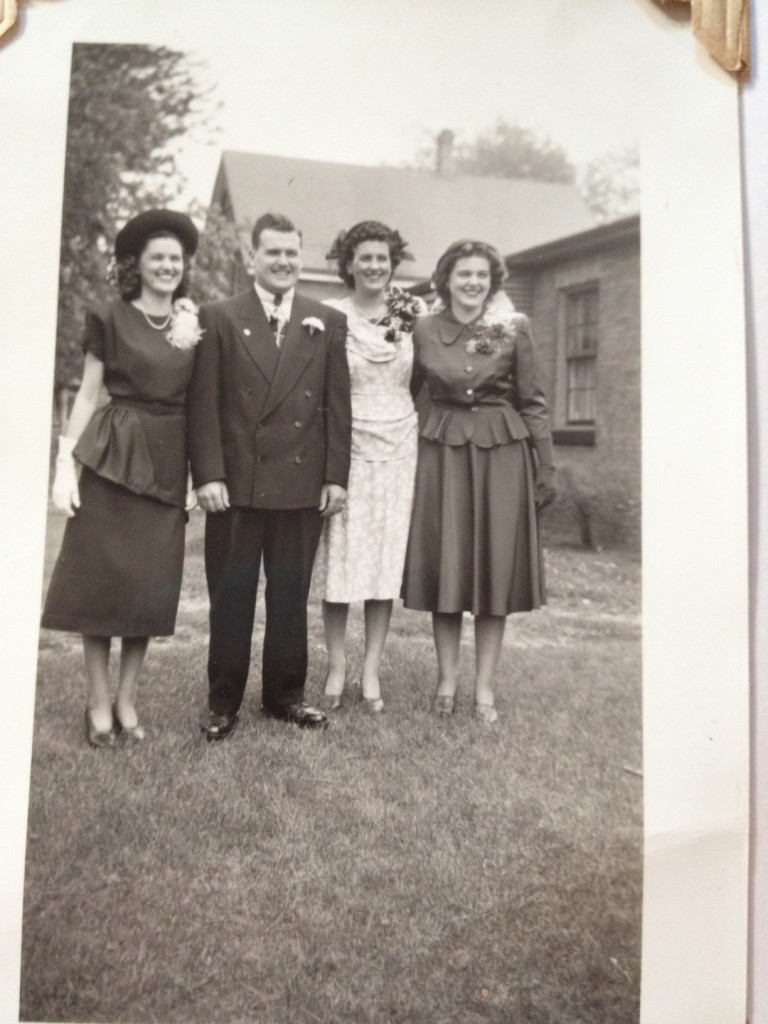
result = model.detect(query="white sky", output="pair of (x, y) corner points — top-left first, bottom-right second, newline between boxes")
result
(25, 0), (640, 205)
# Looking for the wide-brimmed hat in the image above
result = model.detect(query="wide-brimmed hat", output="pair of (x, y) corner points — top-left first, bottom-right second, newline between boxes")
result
(114, 209), (199, 260)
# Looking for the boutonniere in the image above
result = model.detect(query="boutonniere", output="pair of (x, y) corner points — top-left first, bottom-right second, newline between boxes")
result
(166, 298), (204, 350)
(302, 316), (325, 337)
(381, 286), (425, 344)
(465, 311), (518, 356)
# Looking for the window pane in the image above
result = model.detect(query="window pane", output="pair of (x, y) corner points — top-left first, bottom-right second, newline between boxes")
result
(563, 286), (598, 424)
(567, 357), (595, 423)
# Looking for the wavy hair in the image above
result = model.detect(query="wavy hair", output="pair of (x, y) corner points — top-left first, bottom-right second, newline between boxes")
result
(433, 239), (506, 306)
(326, 221), (414, 290)
(110, 230), (191, 301)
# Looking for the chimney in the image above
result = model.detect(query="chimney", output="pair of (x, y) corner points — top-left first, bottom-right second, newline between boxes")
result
(436, 129), (455, 177)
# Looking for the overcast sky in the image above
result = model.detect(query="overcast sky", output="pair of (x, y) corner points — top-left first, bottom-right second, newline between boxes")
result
(52, 0), (640, 205)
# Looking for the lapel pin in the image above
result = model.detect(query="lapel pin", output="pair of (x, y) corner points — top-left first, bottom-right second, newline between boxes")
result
(243, 328), (251, 336)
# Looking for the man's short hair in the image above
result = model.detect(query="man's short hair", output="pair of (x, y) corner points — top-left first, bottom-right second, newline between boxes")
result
(251, 213), (302, 249)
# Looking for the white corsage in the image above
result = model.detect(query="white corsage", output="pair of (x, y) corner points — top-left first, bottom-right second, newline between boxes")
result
(166, 298), (204, 350)
(302, 316), (325, 337)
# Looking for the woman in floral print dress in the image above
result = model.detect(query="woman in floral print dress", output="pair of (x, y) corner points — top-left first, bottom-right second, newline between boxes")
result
(313, 221), (425, 712)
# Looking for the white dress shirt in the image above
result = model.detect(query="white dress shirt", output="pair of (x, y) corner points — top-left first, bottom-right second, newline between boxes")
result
(253, 282), (294, 345)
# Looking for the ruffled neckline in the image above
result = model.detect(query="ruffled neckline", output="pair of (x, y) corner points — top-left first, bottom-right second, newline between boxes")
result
(325, 296), (404, 363)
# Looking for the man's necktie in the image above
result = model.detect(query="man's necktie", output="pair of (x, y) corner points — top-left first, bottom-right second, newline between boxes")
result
(269, 293), (283, 345)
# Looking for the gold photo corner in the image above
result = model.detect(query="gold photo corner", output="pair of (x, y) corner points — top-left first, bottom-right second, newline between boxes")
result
(0, 0), (19, 42)
(653, 0), (749, 74)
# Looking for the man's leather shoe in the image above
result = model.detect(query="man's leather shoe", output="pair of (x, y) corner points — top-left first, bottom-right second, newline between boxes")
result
(201, 710), (238, 741)
(262, 701), (328, 730)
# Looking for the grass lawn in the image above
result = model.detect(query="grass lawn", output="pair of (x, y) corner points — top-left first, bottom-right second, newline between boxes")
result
(22, 510), (642, 1024)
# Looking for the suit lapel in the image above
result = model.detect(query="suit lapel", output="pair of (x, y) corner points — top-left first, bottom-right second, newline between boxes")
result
(260, 295), (320, 420)
(233, 289), (280, 382)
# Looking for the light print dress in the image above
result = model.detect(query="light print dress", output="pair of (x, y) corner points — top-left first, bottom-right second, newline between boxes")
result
(313, 294), (421, 602)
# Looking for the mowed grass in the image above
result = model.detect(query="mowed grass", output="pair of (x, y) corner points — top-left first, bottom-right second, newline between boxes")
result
(22, 511), (642, 1024)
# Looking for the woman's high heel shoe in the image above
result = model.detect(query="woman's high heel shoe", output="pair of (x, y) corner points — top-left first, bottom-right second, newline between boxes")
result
(322, 692), (344, 711)
(433, 694), (455, 716)
(85, 707), (115, 749)
(112, 703), (146, 742)
(362, 696), (384, 714)
(474, 703), (498, 725)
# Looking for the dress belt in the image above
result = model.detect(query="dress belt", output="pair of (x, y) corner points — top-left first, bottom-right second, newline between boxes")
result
(110, 396), (184, 416)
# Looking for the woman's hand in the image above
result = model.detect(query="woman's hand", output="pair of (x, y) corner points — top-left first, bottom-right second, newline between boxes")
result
(52, 436), (80, 516)
(534, 464), (556, 510)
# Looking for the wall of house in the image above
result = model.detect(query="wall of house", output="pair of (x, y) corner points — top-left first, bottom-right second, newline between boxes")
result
(510, 240), (641, 549)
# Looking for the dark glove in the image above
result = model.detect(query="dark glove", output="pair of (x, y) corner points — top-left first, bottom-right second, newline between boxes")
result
(534, 463), (556, 510)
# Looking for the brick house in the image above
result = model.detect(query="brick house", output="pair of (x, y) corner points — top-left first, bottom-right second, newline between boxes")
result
(505, 215), (641, 549)
(208, 139), (594, 299)
(207, 145), (639, 549)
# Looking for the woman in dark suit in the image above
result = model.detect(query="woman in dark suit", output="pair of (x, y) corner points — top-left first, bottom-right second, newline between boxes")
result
(401, 240), (556, 723)
(42, 210), (201, 746)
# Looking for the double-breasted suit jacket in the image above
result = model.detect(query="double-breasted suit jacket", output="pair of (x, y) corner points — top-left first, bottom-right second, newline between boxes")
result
(187, 287), (351, 507)
(186, 286), (351, 715)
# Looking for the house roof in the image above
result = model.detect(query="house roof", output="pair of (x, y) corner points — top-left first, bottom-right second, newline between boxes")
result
(212, 150), (596, 282)
(505, 213), (640, 267)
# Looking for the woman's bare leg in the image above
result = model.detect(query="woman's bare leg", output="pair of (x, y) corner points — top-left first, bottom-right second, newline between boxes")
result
(322, 600), (349, 697)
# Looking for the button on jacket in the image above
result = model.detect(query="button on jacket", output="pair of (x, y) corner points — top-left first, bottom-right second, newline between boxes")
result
(187, 288), (352, 509)
(410, 308), (553, 464)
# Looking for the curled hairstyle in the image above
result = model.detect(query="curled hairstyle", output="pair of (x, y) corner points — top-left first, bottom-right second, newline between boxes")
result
(433, 239), (507, 306)
(251, 212), (302, 249)
(326, 221), (414, 290)
(112, 231), (191, 301)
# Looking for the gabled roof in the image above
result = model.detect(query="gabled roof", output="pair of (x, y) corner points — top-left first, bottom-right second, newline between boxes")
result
(212, 150), (596, 282)
(506, 213), (640, 267)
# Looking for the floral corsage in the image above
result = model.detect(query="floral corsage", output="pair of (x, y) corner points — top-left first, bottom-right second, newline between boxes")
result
(381, 286), (425, 344)
(166, 298), (204, 350)
(302, 316), (325, 337)
(465, 310), (518, 355)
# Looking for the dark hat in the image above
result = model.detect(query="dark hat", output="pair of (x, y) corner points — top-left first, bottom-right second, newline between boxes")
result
(114, 209), (199, 260)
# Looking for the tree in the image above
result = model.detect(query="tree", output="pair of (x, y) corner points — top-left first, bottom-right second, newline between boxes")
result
(579, 145), (640, 224)
(188, 201), (245, 306)
(55, 43), (220, 391)
(408, 120), (575, 184)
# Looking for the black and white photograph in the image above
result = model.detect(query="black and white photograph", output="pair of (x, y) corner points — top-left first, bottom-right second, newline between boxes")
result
(0, 2), (752, 1023)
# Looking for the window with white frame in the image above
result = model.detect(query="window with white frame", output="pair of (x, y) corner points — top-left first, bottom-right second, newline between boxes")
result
(564, 285), (598, 424)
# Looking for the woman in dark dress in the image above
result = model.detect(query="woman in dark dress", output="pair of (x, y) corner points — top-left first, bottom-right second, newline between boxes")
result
(402, 240), (556, 724)
(42, 210), (201, 747)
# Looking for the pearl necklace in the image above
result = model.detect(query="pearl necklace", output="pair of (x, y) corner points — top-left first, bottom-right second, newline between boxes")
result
(133, 302), (172, 330)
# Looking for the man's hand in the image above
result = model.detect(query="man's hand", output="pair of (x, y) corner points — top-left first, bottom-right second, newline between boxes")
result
(196, 480), (230, 513)
(319, 483), (347, 518)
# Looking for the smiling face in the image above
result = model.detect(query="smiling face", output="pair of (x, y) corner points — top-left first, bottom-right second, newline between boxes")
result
(248, 228), (303, 295)
(137, 234), (185, 300)
(447, 255), (492, 317)
(347, 239), (392, 297)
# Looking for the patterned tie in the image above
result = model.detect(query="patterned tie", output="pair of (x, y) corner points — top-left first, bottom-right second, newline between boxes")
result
(269, 293), (283, 345)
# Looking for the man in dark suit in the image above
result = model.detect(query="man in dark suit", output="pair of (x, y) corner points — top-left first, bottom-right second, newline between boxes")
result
(187, 212), (351, 738)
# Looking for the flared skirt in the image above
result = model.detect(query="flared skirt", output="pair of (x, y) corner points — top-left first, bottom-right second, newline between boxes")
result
(401, 438), (545, 616)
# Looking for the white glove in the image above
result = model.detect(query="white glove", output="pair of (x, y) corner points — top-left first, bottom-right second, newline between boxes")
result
(52, 436), (80, 516)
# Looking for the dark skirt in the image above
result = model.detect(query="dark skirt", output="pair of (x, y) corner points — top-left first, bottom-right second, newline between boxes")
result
(401, 438), (545, 616)
(41, 468), (186, 637)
